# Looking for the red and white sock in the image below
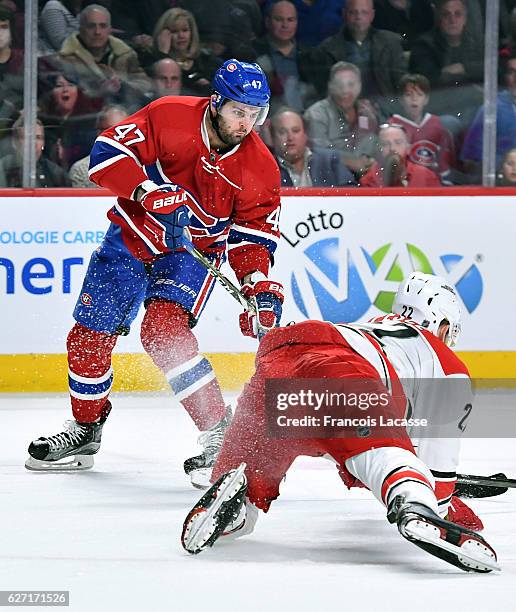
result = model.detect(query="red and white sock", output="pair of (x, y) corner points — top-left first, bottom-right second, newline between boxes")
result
(67, 323), (117, 423)
(431, 470), (457, 517)
(346, 446), (438, 513)
(141, 300), (226, 430)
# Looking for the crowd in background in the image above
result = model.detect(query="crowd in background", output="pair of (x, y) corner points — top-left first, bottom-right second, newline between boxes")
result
(1, 0), (516, 188)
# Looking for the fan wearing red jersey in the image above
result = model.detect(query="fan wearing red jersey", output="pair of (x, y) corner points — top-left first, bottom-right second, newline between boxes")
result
(360, 123), (441, 187)
(25, 60), (283, 488)
(181, 273), (498, 573)
(388, 73), (456, 185)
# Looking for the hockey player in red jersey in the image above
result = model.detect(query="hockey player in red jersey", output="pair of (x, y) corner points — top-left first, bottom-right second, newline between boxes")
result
(25, 60), (284, 486)
(181, 273), (499, 573)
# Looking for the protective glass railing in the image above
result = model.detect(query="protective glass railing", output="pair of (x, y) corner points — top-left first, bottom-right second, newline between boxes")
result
(1, 0), (512, 188)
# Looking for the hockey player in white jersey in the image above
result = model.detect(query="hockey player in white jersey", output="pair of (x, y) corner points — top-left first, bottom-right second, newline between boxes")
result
(181, 272), (499, 573)
(346, 271), (472, 523)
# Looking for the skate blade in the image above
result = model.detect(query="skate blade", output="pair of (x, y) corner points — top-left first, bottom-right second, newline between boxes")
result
(403, 518), (500, 573)
(182, 462), (247, 554)
(188, 467), (212, 490)
(25, 454), (94, 472)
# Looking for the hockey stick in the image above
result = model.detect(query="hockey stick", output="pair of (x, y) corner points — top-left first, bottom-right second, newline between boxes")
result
(182, 235), (268, 338)
(182, 236), (255, 312)
(455, 473), (514, 498)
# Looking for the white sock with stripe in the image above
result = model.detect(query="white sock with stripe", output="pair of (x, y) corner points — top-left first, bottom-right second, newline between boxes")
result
(345, 447), (439, 513)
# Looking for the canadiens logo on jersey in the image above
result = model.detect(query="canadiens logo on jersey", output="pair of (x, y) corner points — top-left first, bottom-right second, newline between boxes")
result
(388, 113), (455, 180)
(409, 140), (440, 169)
(80, 292), (92, 306)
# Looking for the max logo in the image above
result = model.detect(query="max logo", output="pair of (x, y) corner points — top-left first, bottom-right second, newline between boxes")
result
(152, 192), (187, 210)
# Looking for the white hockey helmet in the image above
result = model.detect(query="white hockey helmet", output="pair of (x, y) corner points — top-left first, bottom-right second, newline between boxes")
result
(392, 272), (462, 347)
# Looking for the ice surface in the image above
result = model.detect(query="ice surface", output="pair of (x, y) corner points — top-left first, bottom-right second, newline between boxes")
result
(1, 392), (515, 612)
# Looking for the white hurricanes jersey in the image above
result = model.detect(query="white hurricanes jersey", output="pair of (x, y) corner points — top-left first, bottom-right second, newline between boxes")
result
(333, 314), (472, 512)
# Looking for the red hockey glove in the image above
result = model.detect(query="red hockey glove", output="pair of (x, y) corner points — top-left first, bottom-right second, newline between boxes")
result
(139, 184), (190, 253)
(239, 278), (284, 339)
(447, 496), (484, 531)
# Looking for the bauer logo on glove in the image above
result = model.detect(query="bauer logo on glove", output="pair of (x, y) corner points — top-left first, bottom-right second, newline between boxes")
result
(140, 182), (189, 214)
(239, 276), (284, 339)
(137, 181), (191, 254)
(149, 191), (188, 211)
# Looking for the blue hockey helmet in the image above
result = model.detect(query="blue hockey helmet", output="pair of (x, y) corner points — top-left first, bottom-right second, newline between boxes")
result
(211, 59), (270, 125)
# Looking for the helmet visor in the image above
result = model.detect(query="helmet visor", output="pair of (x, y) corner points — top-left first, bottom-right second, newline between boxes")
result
(255, 104), (269, 125)
(218, 100), (269, 126)
(446, 321), (461, 347)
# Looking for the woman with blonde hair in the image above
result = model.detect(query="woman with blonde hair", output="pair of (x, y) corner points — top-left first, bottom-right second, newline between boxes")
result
(140, 7), (222, 96)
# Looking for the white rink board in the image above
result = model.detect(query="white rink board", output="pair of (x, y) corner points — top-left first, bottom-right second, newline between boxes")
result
(0, 194), (514, 353)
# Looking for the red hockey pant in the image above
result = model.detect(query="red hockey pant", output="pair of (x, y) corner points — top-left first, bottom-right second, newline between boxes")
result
(212, 340), (415, 511)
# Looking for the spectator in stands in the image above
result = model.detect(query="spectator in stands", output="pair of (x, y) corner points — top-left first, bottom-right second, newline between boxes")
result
(461, 0), (510, 48)
(271, 107), (356, 186)
(360, 123), (441, 186)
(39, 0), (83, 56)
(461, 54), (516, 176)
(409, 0), (484, 132)
(496, 147), (516, 186)
(255, 1), (316, 112)
(179, 0), (260, 46)
(280, 0), (343, 47)
(0, 4), (18, 154)
(150, 58), (182, 98)
(69, 104), (128, 187)
(304, 61), (378, 177)
(231, 0), (264, 37)
(0, 0), (23, 48)
(0, 84), (17, 156)
(110, 0), (170, 45)
(230, 0), (264, 38)
(59, 4), (151, 108)
(389, 73), (456, 184)
(201, 28), (258, 63)
(0, 116), (68, 187)
(372, 0), (434, 51)
(500, 6), (516, 57)
(39, 65), (103, 170)
(112, 0), (257, 67)
(144, 8), (222, 96)
(301, 0), (406, 117)
(0, 6), (23, 110)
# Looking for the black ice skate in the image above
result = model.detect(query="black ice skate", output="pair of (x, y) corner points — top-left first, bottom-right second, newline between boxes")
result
(388, 495), (500, 573)
(182, 462), (247, 554)
(184, 406), (232, 489)
(25, 402), (112, 472)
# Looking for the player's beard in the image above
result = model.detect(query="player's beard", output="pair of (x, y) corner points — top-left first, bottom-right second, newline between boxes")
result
(211, 112), (247, 148)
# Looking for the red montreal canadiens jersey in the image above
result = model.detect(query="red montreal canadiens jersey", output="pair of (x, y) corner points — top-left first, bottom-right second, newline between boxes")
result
(389, 113), (456, 182)
(88, 96), (281, 280)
